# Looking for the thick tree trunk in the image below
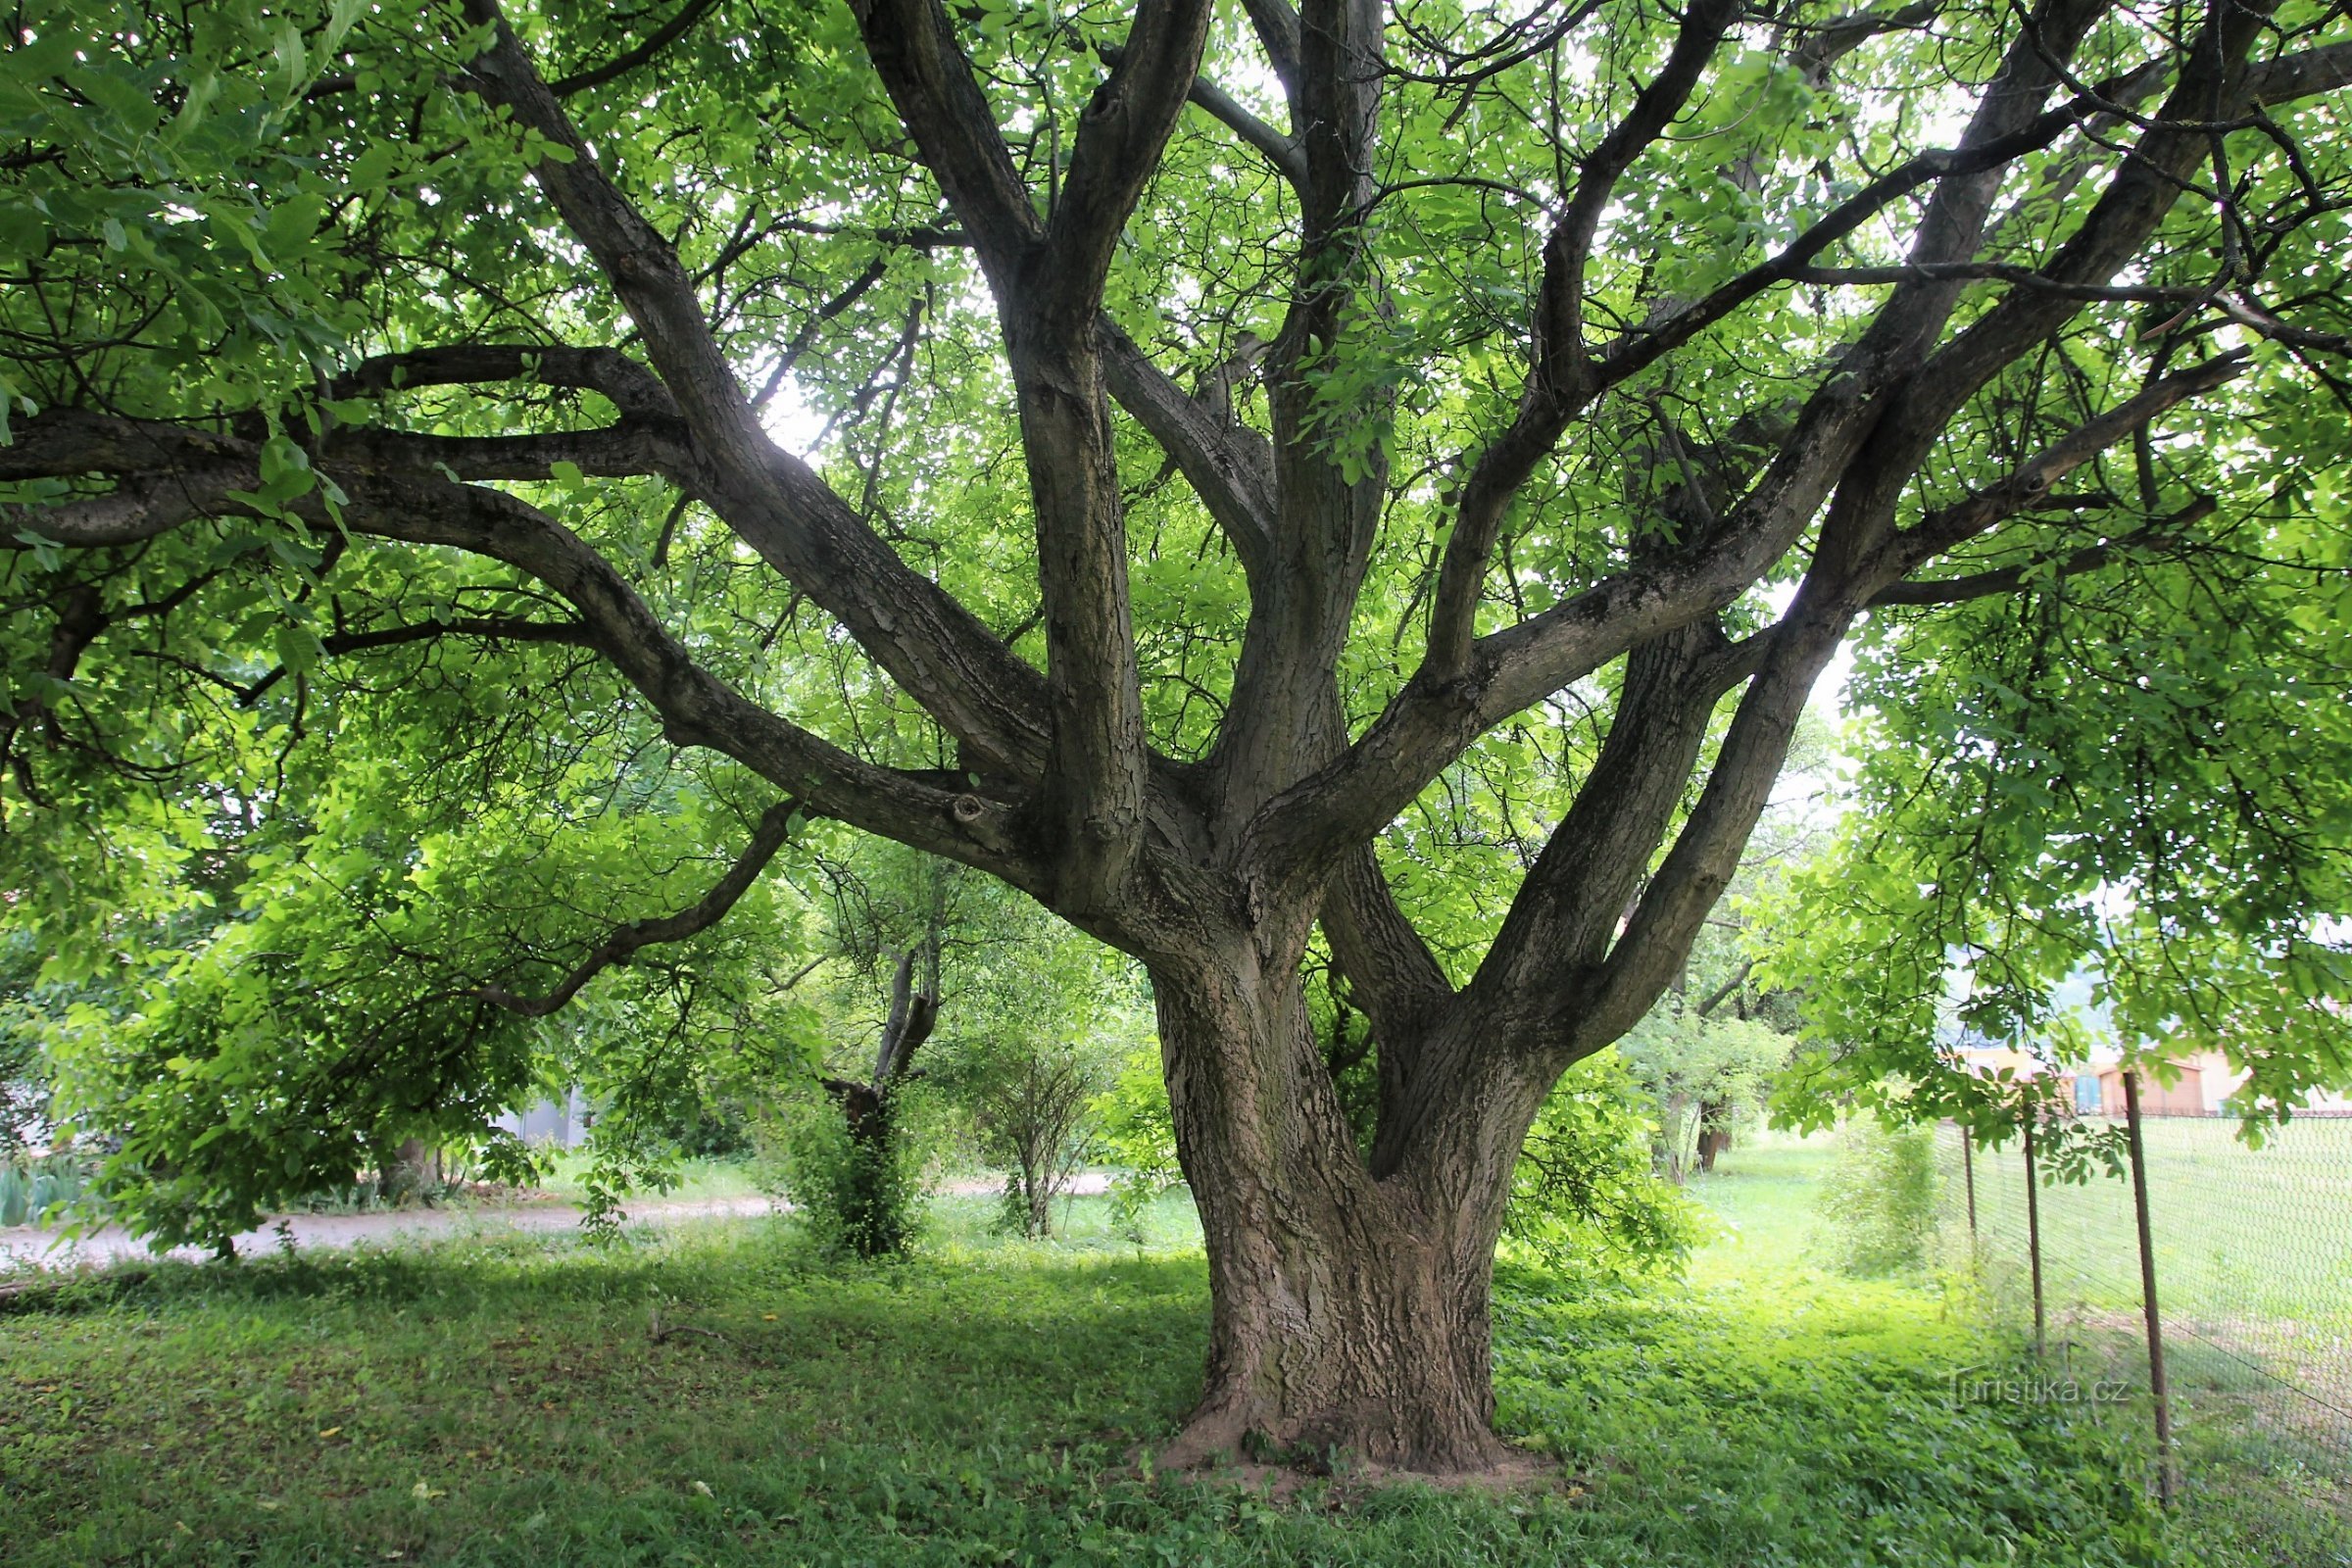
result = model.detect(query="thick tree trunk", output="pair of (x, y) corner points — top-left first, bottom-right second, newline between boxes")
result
(1695, 1099), (1733, 1173)
(1152, 947), (1523, 1473)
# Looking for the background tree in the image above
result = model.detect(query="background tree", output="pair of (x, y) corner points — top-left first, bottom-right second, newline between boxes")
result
(800, 846), (953, 1256)
(931, 902), (1152, 1238)
(6, 0), (2351, 1471)
(1619, 1005), (1792, 1178)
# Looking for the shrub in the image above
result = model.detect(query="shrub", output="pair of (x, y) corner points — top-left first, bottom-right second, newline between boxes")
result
(759, 1086), (933, 1258)
(1816, 1115), (1940, 1276)
(1501, 1052), (1710, 1286)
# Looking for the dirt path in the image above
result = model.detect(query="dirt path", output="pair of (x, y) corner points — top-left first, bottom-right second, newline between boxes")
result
(0, 1174), (1112, 1274)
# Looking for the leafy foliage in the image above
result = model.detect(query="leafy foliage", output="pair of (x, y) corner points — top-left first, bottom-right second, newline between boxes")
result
(1501, 1052), (1710, 1285)
(1763, 421), (2352, 1142)
(1093, 1042), (1187, 1241)
(1814, 1117), (1942, 1277)
(39, 770), (816, 1250)
(0, 930), (51, 1151)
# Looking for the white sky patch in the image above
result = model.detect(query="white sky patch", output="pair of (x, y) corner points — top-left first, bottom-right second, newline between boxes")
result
(1761, 576), (1859, 710)
(759, 383), (830, 456)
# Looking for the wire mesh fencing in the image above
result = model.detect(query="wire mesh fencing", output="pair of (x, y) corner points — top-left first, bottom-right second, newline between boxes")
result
(1936, 1106), (2352, 1502)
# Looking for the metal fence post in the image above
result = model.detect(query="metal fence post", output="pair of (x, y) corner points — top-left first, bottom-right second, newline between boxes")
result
(1962, 1123), (1979, 1245)
(2023, 1113), (2045, 1358)
(2122, 1068), (2178, 1504)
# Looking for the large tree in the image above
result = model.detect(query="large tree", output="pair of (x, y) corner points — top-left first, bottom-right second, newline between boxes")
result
(6, 0), (2351, 1470)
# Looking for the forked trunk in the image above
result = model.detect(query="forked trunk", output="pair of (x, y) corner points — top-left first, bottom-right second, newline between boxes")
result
(1152, 950), (1523, 1474)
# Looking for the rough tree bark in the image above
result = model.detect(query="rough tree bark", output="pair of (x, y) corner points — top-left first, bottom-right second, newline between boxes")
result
(8, 0), (2344, 1476)
(1151, 946), (1541, 1470)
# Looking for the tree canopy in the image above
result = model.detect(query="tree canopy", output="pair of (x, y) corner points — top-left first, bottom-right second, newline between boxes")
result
(6, 0), (2350, 1470)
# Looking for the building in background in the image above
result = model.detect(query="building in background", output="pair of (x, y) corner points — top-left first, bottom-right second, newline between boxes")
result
(496, 1086), (592, 1150)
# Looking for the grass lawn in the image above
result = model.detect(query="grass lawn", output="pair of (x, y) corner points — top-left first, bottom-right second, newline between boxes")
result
(2, 1154), (2341, 1566)
(528, 1153), (776, 1208)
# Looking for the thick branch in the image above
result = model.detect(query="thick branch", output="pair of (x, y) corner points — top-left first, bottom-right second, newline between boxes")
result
(1096, 317), (1277, 576)
(870, 942), (941, 1086)
(1, 413), (691, 545)
(1184, 73), (1306, 188)
(1453, 623), (1739, 1049)
(320, 421), (691, 484)
(458, 2), (1054, 777)
(1378, 621), (1744, 1175)
(846, 0), (1045, 291)
(1046, 0), (1217, 333)
(475, 798), (800, 1016)
(327, 344), (678, 420)
(1575, 612), (1849, 1048)
(1239, 0), (1302, 109)
(1896, 2), (2281, 457)
(1596, 63), (2169, 391)
(1318, 843), (1454, 1052)
(2242, 39), (2352, 106)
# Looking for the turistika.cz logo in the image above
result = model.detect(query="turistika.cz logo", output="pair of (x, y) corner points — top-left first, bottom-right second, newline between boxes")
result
(1945, 1366), (2133, 1407)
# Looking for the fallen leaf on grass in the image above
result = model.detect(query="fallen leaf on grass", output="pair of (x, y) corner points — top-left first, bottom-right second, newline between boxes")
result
(411, 1481), (446, 1500)
(317, 1426), (342, 1440)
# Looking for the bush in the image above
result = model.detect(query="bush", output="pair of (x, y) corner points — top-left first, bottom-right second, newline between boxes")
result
(1816, 1115), (1939, 1276)
(1092, 1042), (1185, 1240)
(0, 1148), (91, 1228)
(759, 1086), (933, 1258)
(1501, 1052), (1710, 1286)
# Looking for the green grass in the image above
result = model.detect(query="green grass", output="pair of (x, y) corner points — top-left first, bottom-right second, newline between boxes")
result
(1685, 1130), (1840, 1279)
(1952, 1115), (2352, 1330)
(529, 1153), (775, 1208)
(1702, 1129), (2348, 1563)
(6, 1171), (2339, 1568)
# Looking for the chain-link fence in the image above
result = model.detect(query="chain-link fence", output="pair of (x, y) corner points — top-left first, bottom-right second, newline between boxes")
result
(1936, 1104), (2352, 1503)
